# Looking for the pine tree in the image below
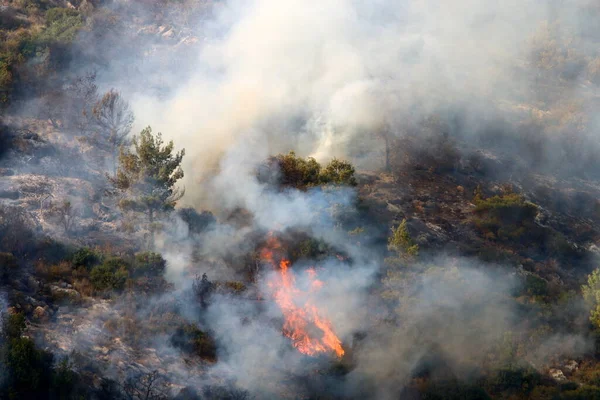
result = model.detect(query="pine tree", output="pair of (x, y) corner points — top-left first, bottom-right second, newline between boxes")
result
(388, 219), (419, 258)
(110, 126), (185, 248)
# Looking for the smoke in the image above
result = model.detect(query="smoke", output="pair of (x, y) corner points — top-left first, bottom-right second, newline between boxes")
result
(128, 0), (554, 205)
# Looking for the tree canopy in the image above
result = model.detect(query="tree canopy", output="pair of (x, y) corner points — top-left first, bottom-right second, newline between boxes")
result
(110, 126), (185, 247)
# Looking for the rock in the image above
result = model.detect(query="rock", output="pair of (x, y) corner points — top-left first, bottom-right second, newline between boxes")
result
(563, 360), (579, 373)
(33, 306), (48, 321)
(162, 29), (175, 38)
(549, 368), (567, 382)
(50, 285), (81, 300)
(25, 296), (44, 308)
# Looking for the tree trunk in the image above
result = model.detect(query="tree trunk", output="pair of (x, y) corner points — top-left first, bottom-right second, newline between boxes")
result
(148, 209), (155, 250)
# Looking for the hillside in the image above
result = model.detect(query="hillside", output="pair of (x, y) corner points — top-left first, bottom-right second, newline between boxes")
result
(3, 1), (600, 399)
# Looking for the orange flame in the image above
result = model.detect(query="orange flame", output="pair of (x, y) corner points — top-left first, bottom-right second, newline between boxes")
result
(262, 236), (344, 358)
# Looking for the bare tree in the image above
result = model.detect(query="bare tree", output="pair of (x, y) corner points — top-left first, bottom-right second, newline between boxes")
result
(123, 370), (170, 400)
(46, 200), (78, 234)
(375, 126), (393, 172)
(68, 71), (99, 131)
(90, 89), (135, 172)
(38, 72), (99, 132)
(192, 273), (214, 308)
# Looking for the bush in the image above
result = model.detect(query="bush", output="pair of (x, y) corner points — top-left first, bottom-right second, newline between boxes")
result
(40, 8), (83, 44)
(291, 237), (330, 261)
(170, 323), (217, 362)
(71, 247), (101, 270)
(583, 269), (600, 329)
(320, 158), (357, 186)
(261, 151), (357, 189)
(388, 219), (419, 258)
(2, 313), (26, 340)
(524, 274), (548, 297)
(3, 337), (55, 396)
(270, 151), (321, 189)
(90, 258), (129, 291)
(35, 260), (71, 281)
(490, 366), (540, 394)
(132, 252), (166, 277)
(473, 193), (538, 241)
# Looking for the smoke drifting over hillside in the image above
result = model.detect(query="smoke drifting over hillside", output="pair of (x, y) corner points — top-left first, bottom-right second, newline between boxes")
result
(129, 0), (562, 203)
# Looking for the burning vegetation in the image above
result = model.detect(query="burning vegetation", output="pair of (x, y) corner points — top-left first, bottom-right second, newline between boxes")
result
(260, 233), (345, 358)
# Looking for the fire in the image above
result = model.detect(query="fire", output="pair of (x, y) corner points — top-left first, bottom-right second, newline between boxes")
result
(262, 236), (344, 358)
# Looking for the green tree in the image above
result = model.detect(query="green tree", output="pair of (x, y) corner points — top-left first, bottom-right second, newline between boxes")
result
(582, 268), (600, 329)
(388, 219), (419, 259)
(320, 158), (357, 186)
(132, 252), (166, 277)
(110, 126), (185, 248)
(90, 258), (129, 291)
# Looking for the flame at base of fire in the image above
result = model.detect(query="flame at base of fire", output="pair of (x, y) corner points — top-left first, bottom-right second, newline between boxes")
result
(266, 256), (344, 358)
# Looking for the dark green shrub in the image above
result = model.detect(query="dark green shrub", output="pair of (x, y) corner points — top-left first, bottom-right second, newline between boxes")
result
(272, 151), (321, 189)
(4, 337), (54, 396)
(524, 274), (548, 297)
(90, 258), (129, 291)
(133, 252), (166, 277)
(34, 237), (70, 263)
(71, 247), (100, 270)
(291, 237), (330, 260)
(170, 323), (217, 362)
(52, 356), (79, 399)
(320, 158), (357, 186)
(491, 366), (540, 394)
(2, 313), (26, 339)
(262, 151), (357, 189)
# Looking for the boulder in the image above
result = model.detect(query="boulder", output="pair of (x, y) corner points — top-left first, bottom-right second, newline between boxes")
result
(563, 360), (579, 373)
(33, 306), (48, 321)
(50, 285), (81, 300)
(549, 368), (567, 382)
